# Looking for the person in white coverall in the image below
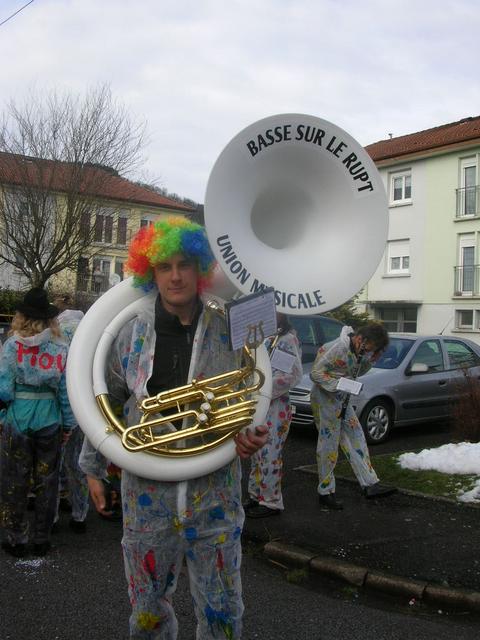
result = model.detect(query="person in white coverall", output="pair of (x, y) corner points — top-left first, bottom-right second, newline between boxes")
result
(311, 322), (396, 511)
(53, 294), (89, 533)
(79, 216), (268, 640)
(245, 314), (303, 517)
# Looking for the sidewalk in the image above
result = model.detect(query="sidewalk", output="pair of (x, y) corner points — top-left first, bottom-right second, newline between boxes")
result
(242, 464), (480, 612)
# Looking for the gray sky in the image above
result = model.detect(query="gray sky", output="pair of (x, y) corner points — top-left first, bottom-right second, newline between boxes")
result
(0, 0), (479, 202)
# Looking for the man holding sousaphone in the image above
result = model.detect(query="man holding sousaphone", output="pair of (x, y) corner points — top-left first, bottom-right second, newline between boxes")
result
(79, 216), (268, 639)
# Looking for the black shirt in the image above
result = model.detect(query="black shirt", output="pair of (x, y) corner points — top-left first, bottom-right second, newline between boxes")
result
(146, 295), (203, 397)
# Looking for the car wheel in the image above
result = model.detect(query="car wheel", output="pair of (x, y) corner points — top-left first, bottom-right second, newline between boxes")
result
(361, 399), (393, 445)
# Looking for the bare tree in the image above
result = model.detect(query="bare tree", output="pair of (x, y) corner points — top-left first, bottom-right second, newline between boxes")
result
(0, 84), (147, 287)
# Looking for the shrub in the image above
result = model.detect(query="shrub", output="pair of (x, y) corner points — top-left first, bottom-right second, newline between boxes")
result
(451, 372), (480, 443)
(0, 288), (23, 320)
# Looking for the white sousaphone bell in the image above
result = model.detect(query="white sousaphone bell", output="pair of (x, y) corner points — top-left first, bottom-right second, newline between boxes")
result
(66, 114), (388, 482)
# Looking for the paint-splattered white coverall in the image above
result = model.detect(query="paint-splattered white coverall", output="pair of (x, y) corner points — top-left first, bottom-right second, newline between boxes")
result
(80, 295), (247, 640)
(247, 330), (302, 510)
(57, 309), (90, 524)
(310, 326), (379, 496)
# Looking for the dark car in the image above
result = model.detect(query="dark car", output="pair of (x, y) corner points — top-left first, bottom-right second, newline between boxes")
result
(286, 314), (344, 364)
(289, 333), (480, 444)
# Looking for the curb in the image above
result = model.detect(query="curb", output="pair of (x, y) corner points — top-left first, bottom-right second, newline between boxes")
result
(263, 540), (480, 613)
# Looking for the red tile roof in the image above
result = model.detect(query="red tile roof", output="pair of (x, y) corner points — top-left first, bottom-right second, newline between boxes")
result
(0, 152), (194, 212)
(366, 116), (480, 162)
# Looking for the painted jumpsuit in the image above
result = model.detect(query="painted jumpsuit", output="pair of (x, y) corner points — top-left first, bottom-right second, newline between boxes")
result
(310, 326), (379, 496)
(247, 330), (302, 510)
(0, 328), (75, 546)
(80, 295), (247, 640)
(56, 309), (90, 524)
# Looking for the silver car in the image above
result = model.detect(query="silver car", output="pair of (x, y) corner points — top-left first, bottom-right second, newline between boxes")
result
(289, 333), (480, 444)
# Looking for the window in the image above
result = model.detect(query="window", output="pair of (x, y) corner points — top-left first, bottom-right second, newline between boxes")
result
(115, 259), (125, 280)
(457, 158), (478, 217)
(390, 170), (412, 205)
(77, 257), (90, 292)
(91, 257), (111, 293)
(444, 339), (480, 369)
(104, 215), (113, 243)
(80, 211), (90, 240)
(456, 309), (474, 330)
(140, 215), (156, 229)
(94, 208), (114, 243)
(14, 253), (26, 269)
(376, 307), (417, 333)
(411, 339), (444, 372)
(387, 240), (410, 274)
(373, 337), (415, 370)
(117, 216), (128, 245)
(455, 234), (476, 294)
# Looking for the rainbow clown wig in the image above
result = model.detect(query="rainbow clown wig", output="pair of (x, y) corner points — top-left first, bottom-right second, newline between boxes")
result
(125, 216), (216, 292)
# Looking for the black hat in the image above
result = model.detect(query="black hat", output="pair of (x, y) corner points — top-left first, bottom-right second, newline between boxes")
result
(16, 288), (59, 320)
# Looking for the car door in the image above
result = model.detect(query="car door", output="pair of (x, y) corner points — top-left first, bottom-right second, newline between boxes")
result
(395, 338), (452, 423)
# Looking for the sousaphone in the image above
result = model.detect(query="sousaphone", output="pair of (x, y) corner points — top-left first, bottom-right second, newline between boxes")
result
(66, 114), (388, 481)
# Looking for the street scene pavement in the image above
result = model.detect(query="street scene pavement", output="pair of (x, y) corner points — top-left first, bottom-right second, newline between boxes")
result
(241, 421), (480, 614)
(243, 468), (480, 593)
(1, 422), (480, 640)
(2, 503), (480, 640)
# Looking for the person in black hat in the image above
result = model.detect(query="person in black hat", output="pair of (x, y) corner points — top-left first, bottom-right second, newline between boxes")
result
(0, 288), (76, 558)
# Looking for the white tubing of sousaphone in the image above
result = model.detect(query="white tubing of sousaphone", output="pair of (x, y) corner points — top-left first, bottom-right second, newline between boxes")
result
(205, 114), (388, 315)
(67, 277), (272, 481)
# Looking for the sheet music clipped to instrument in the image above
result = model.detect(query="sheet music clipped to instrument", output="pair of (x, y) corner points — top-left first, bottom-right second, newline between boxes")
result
(225, 288), (277, 350)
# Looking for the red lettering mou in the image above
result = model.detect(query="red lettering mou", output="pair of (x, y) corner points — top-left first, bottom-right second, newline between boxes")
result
(16, 341), (64, 371)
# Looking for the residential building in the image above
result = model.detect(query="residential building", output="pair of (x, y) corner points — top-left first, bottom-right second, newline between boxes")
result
(359, 116), (480, 344)
(0, 153), (194, 298)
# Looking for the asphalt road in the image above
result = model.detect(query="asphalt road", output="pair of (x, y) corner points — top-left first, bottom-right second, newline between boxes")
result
(2, 420), (476, 640)
(1, 511), (479, 640)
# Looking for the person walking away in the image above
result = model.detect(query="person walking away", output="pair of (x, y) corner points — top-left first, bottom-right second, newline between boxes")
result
(311, 322), (396, 510)
(79, 216), (268, 639)
(245, 313), (303, 517)
(0, 288), (75, 557)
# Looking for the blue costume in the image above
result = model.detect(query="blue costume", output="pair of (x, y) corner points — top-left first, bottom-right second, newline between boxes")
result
(0, 327), (75, 549)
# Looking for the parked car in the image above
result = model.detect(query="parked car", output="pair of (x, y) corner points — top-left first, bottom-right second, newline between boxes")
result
(286, 314), (344, 363)
(289, 333), (480, 444)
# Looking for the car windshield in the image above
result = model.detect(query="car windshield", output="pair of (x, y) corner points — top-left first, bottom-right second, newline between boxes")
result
(373, 337), (415, 370)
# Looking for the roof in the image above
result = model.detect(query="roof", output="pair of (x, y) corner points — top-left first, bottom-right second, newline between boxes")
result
(0, 152), (194, 212)
(366, 116), (480, 163)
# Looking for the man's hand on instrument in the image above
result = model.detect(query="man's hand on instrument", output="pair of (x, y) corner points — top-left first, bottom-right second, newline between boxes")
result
(234, 425), (268, 459)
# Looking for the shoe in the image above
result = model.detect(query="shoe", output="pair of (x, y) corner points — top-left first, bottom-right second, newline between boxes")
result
(242, 497), (258, 509)
(32, 542), (51, 556)
(318, 494), (343, 510)
(245, 504), (281, 519)
(99, 508), (122, 522)
(69, 519), (87, 534)
(364, 483), (398, 499)
(59, 497), (72, 513)
(2, 541), (28, 558)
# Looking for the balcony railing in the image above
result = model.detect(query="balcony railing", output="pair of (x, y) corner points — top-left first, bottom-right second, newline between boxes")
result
(453, 265), (480, 295)
(456, 186), (479, 218)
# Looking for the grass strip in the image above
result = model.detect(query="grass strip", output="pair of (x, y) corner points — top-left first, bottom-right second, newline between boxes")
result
(336, 452), (479, 501)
